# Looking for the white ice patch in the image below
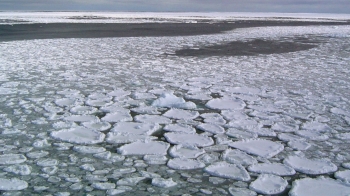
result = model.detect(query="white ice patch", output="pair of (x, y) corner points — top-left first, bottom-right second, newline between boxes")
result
(131, 106), (160, 115)
(117, 177), (146, 186)
(144, 155), (168, 165)
(81, 121), (111, 131)
(163, 108), (199, 120)
(226, 128), (258, 139)
(111, 122), (160, 135)
(108, 90), (131, 98)
(301, 121), (332, 132)
(0, 178), (28, 191)
(249, 174), (288, 195)
(288, 140), (311, 150)
(229, 139), (284, 158)
(164, 132), (214, 147)
(197, 123), (225, 134)
(222, 149), (258, 166)
(221, 110), (248, 121)
(248, 163), (296, 176)
(167, 158), (205, 170)
(289, 177), (350, 196)
(169, 145), (205, 159)
(228, 187), (257, 196)
(70, 106), (97, 115)
(100, 104), (130, 113)
(118, 141), (170, 155)
(295, 130), (329, 141)
(64, 115), (100, 122)
(73, 146), (106, 154)
(152, 178), (177, 188)
(55, 98), (77, 107)
(151, 93), (196, 109)
(101, 111), (133, 123)
(227, 119), (260, 130)
(134, 114), (172, 124)
(335, 170), (350, 182)
(330, 107), (350, 117)
(205, 97), (246, 110)
(204, 162), (250, 181)
(85, 99), (113, 107)
(51, 127), (105, 144)
(163, 123), (196, 134)
(245, 128), (276, 137)
(106, 132), (156, 144)
(0, 154), (27, 165)
(229, 87), (261, 95)
(3, 164), (32, 175)
(284, 156), (337, 174)
(271, 122), (299, 133)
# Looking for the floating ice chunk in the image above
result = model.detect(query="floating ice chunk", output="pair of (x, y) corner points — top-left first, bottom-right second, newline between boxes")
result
(232, 94), (261, 102)
(227, 119), (260, 130)
(288, 140), (311, 150)
(248, 163), (295, 176)
(86, 99), (113, 107)
(206, 98), (246, 110)
(144, 155), (168, 165)
(37, 158), (58, 167)
(88, 93), (112, 100)
(118, 141), (170, 155)
(108, 90), (130, 98)
(164, 132), (214, 147)
(111, 122), (160, 135)
(245, 128), (276, 137)
(82, 121), (111, 131)
(55, 98), (77, 107)
(221, 110), (248, 121)
(204, 162), (250, 181)
(248, 111), (280, 120)
(73, 146), (106, 154)
(229, 139), (284, 158)
(117, 177), (146, 186)
(163, 108), (199, 120)
(278, 133), (304, 142)
(330, 107), (350, 117)
(335, 170), (350, 182)
(92, 182), (116, 190)
(285, 111), (313, 121)
(100, 104), (130, 113)
(301, 121), (332, 132)
(197, 123), (225, 134)
(131, 106), (160, 115)
(26, 150), (49, 159)
(134, 114), (172, 124)
(0, 178), (28, 191)
(132, 92), (156, 99)
(247, 104), (282, 113)
(271, 122), (299, 133)
(222, 149), (258, 166)
(284, 156), (337, 174)
(163, 123), (196, 134)
(64, 115), (100, 122)
(102, 112), (132, 123)
(52, 121), (77, 129)
(152, 178), (177, 188)
(167, 158), (205, 170)
(80, 164), (95, 172)
(295, 130), (329, 141)
(169, 145), (205, 159)
(51, 127), (105, 144)
(229, 87), (261, 95)
(249, 174), (287, 195)
(152, 93), (196, 109)
(106, 132), (156, 144)
(185, 93), (212, 101)
(70, 106), (97, 115)
(3, 164), (32, 175)
(44, 105), (63, 113)
(226, 128), (258, 139)
(289, 177), (350, 196)
(0, 87), (16, 95)
(228, 187), (257, 196)
(0, 154), (27, 165)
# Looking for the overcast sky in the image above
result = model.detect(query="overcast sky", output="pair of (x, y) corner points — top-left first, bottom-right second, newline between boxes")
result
(0, 0), (349, 14)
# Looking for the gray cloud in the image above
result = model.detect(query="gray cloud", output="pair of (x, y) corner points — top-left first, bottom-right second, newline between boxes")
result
(0, 0), (349, 13)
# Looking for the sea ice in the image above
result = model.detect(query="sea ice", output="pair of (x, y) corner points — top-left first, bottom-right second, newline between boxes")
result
(111, 122), (160, 135)
(164, 132), (214, 147)
(228, 187), (257, 196)
(289, 177), (350, 196)
(163, 123), (196, 134)
(335, 170), (350, 182)
(271, 122), (299, 133)
(163, 108), (199, 120)
(143, 155), (168, 165)
(204, 162), (250, 181)
(131, 106), (160, 115)
(0, 178), (28, 191)
(26, 150), (49, 159)
(3, 164), (32, 175)
(81, 121), (111, 131)
(0, 154), (27, 165)
(222, 149), (258, 166)
(55, 98), (77, 107)
(295, 130), (329, 141)
(107, 90), (131, 98)
(284, 156), (337, 174)
(248, 163), (296, 176)
(169, 145), (205, 159)
(197, 123), (225, 134)
(51, 127), (105, 144)
(91, 182), (116, 190)
(229, 139), (284, 158)
(221, 110), (248, 121)
(134, 114), (172, 124)
(117, 141), (170, 155)
(70, 106), (97, 114)
(152, 178), (177, 188)
(249, 174), (287, 195)
(73, 146), (106, 154)
(288, 140), (312, 150)
(226, 128), (258, 139)
(106, 132), (156, 144)
(205, 97), (246, 110)
(101, 111), (133, 122)
(151, 93), (196, 109)
(167, 158), (205, 170)
(64, 115), (100, 122)
(117, 177), (146, 186)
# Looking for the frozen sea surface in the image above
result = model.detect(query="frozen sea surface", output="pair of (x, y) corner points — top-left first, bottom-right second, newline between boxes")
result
(0, 17), (350, 195)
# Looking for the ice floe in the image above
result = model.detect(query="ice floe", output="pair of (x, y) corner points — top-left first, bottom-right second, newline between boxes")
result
(73, 146), (106, 154)
(169, 145), (205, 159)
(3, 164), (32, 175)
(197, 123), (225, 134)
(152, 178), (177, 188)
(106, 132), (156, 144)
(117, 141), (170, 155)
(289, 177), (350, 196)
(111, 122), (160, 135)
(0, 154), (27, 165)
(222, 149), (258, 166)
(248, 163), (296, 176)
(51, 127), (105, 144)
(163, 108), (199, 120)
(229, 139), (284, 158)
(204, 162), (250, 181)
(167, 158), (205, 170)
(152, 93), (196, 109)
(226, 128), (258, 139)
(164, 132), (214, 147)
(64, 115), (100, 122)
(249, 174), (288, 195)
(284, 156), (337, 174)
(0, 178), (28, 191)
(81, 121), (111, 131)
(205, 97), (246, 110)
(134, 114), (172, 124)
(101, 111), (133, 122)
(163, 123), (196, 134)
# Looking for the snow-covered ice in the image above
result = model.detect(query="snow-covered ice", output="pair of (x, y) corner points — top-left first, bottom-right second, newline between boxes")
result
(205, 97), (246, 110)
(152, 93), (196, 109)
(248, 163), (296, 176)
(229, 139), (284, 158)
(167, 158), (205, 170)
(117, 141), (170, 155)
(222, 149), (258, 166)
(0, 178), (28, 191)
(111, 122), (160, 135)
(51, 127), (105, 144)
(0, 154), (27, 165)
(249, 174), (288, 195)
(164, 132), (214, 147)
(284, 156), (338, 174)
(204, 162), (250, 181)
